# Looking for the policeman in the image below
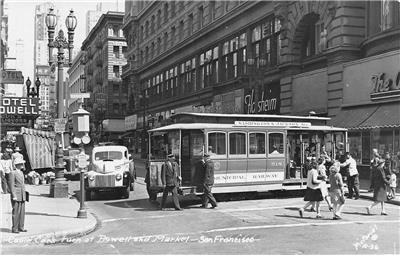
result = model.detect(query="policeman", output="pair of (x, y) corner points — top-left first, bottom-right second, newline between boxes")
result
(200, 153), (217, 209)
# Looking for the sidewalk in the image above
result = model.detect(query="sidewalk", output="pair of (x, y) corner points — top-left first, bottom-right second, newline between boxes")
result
(357, 178), (400, 206)
(1, 182), (98, 245)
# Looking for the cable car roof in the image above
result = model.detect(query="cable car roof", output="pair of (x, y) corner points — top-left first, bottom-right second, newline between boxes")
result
(149, 123), (347, 132)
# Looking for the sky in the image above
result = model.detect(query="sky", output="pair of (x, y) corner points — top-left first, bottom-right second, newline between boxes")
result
(5, 0), (125, 81)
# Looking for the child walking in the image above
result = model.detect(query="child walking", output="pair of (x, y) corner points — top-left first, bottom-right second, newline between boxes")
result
(329, 162), (345, 219)
(388, 170), (397, 200)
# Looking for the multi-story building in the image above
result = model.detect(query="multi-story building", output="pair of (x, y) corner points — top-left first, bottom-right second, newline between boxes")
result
(81, 11), (127, 143)
(35, 65), (56, 130)
(122, 1), (400, 169)
(67, 51), (86, 116)
(86, 3), (103, 36)
(0, 0), (8, 71)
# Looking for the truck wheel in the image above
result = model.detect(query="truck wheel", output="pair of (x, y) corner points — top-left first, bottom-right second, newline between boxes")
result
(122, 186), (130, 199)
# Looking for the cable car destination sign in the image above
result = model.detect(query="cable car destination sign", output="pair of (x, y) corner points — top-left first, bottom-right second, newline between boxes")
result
(0, 97), (41, 116)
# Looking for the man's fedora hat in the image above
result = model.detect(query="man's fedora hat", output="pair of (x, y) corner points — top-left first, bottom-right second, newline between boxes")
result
(14, 157), (26, 165)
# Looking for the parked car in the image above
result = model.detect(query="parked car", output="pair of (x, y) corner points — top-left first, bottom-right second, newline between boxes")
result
(85, 145), (135, 200)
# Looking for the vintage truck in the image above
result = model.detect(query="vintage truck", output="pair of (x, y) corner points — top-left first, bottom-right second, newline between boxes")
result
(85, 145), (135, 200)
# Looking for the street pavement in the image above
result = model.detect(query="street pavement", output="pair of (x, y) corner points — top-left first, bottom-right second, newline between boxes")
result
(3, 175), (399, 254)
(2, 159), (399, 254)
(1, 181), (97, 246)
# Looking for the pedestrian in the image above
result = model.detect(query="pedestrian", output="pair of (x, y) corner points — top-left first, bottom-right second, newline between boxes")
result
(369, 148), (381, 192)
(8, 157), (27, 233)
(329, 162), (345, 220)
(366, 159), (390, 215)
(299, 161), (323, 218)
(200, 153), (217, 209)
(144, 160), (159, 205)
(1, 151), (13, 194)
(317, 157), (333, 211)
(340, 152), (360, 199)
(160, 154), (183, 211)
(387, 168), (397, 200)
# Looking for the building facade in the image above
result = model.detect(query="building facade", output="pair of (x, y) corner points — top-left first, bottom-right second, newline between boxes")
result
(81, 11), (128, 143)
(122, 1), (400, 165)
(67, 51), (86, 117)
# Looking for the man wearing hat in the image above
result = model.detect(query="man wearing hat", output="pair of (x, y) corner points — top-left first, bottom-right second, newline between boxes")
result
(8, 157), (27, 233)
(200, 153), (217, 209)
(12, 147), (24, 169)
(160, 154), (183, 211)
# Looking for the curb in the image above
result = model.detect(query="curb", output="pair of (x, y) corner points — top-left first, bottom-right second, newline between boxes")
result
(1, 212), (99, 245)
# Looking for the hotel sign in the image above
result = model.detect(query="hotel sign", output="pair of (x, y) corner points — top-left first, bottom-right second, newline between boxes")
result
(0, 97), (41, 116)
(370, 71), (400, 100)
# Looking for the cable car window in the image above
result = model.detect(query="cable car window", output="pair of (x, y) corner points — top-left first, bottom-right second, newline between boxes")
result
(229, 132), (246, 155)
(249, 132), (266, 155)
(268, 133), (284, 156)
(208, 132), (226, 156)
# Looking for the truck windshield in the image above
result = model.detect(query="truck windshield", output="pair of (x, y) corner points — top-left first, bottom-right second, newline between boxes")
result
(95, 151), (123, 161)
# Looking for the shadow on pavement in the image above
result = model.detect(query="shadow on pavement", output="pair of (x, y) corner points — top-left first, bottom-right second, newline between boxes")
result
(25, 212), (76, 219)
(275, 214), (332, 220)
(0, 228), (11, 233)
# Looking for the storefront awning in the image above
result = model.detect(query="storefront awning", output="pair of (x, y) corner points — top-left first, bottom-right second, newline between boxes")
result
(330, 103), (400, 130)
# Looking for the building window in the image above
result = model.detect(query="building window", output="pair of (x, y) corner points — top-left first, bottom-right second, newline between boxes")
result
(145, 20), (149, 38)
(157, 9), (162, 28)
(113, 103), (119, 114)
(151, 42), (155, 59)
(209, 1), (216, 22)
(157, 37), (161, 55)
(145, 46), (149, 62)
(113, 84), (119, 95)
(113, 66), (120, 78)
(151, 15), (155, 33)
(164, 2), (169, 23)
(171, 1), (176, 18)
(163, 32), (168, 51)
(198, 6), (204, 29)
(179, 20), (184, 41)
(239, 33), (247, 75)
(113, 46), (119, 58)
(140, 25), (144, 42)
(188, 13), (194, 36)
(171, 26), (176, 45)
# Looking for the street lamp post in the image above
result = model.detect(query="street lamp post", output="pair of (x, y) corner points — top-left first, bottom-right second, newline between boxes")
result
(46, 8), (77, 198)
(26, 77), (41, 128)
(139, 92), (149, 159)
(72, 101), (90, 219)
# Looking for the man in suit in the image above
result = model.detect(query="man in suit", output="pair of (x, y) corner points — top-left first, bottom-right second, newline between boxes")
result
(200, 153), (218, 209)
(8, 157), (27, 233)
(160, 154), (182, 211)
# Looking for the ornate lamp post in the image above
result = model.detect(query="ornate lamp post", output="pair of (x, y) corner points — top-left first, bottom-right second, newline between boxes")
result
(26, 77), (41, 97)
(46, 8), (77, 198)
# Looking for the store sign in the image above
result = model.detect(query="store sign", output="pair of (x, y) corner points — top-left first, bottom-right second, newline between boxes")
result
(244, 84), (280, 114)
(0, 70), (24, 84)
(370, 71), (400, 100)
(0, 97), (40, 116)
(0, 115), (30, 126)
(234, 121), (311, 127)
(125, 114), (137, 131)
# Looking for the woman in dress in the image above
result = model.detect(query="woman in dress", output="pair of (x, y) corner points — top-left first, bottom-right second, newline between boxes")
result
(317, 157), (333, 211)
(329, 162), (345, 219)
(299, 161), (323, 218)
(366, 159), (390, 215)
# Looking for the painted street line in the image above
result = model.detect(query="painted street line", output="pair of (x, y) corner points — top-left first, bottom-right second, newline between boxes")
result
(205, 219), (400, 233)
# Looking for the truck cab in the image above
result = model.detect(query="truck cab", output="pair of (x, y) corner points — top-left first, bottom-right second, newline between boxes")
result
(85, 145), (135, 199)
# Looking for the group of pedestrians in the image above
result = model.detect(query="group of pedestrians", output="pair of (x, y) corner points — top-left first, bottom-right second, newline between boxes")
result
(299, 148), (397, 219)
(146, 152), (217, 211)
(1, 145), (27, 233)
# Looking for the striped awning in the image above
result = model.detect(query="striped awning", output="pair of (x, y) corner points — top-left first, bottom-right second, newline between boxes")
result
(20, 127), (56, 170)
(329, 103), (400, 130)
